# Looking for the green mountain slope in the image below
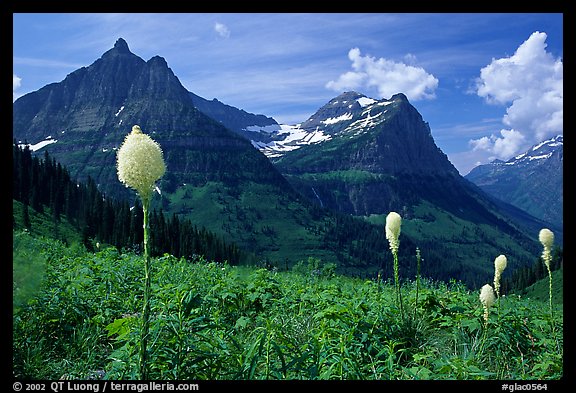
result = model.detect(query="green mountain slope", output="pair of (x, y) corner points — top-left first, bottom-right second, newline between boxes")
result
(517, 268), (563, 305)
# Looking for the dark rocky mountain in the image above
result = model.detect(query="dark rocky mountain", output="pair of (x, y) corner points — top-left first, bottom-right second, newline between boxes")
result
(13, 38), (286, 199)
(272, 92), (486, 218)
(12, 38), (325, 264)
(466, 135), (563, 234)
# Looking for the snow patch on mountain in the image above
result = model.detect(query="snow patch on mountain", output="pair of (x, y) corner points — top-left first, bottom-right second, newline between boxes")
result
(18, 136), (58, 152)
(322, 113), (353, 125)
(504, 135), (562, 166)
(357, 97), (376, 107)
(245, 124), (282, 133)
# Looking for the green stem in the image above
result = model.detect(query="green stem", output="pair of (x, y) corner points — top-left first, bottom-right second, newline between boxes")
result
(546, 265), (555, 333)
(393, 252), (404, 320)
(414, 248), (420, 320)
(478, 313), (489, 355)
(139, 194), (151, 380)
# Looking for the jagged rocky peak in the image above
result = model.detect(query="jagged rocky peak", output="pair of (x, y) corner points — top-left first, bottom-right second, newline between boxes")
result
(147, 55), (168, 67)
(101, 38), (134, 58)
(114, 38), (130, 52)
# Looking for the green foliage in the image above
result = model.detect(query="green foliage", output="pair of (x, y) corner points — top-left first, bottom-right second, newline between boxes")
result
(13, 233), (563, 380)
(13, 231), (47, 312)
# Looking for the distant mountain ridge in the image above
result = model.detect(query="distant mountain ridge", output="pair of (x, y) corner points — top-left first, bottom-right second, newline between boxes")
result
(189, 92), (279, 140)
(466, 135), (563, 232)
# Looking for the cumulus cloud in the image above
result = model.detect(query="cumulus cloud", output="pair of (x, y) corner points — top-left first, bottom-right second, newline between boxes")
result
(13, 74), (22, 101)
(326, 48), (439, 101)
(214, 22), (230, 39)
(470, 31), (563, 159)
(469, 129), (526, 161)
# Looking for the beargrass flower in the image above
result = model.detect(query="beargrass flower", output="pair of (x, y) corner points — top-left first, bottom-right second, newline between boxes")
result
(479, 284), (495, 321)
(385, 211), (402, 254)
(538, 228), (556, 334)
(116, 125), (165, 379)
(493, 254), (507, 298)
(385, 211), (404, 319)
(117, 125), (166, 200)
(539, 228), (554, 269)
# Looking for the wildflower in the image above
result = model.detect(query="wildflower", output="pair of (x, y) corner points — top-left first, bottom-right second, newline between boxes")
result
(493, 254), (507, 297)
(385, 211), (402, 254)
(116, 125), (165, 379)
(539, 228), (554, 269)
(538, 228), (556, 335)
(117, 125), (166, 200)
(479, 284), (495, 321)
(385, 211), (404, 319)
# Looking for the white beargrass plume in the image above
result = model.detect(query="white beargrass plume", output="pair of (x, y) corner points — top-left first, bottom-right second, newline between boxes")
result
(539, 228), (554, 269)
(493, 254), (507, 298)
(117, 125), (166, 200)
(385, 212), (402, 254)
(538, 228), (555, 333)
(479, 284), (495, 322)
(117, 125), (165, 379)
(385, 211), (404, 320)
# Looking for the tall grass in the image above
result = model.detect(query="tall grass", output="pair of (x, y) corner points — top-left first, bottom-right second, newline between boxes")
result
(12, 232), (563, 380)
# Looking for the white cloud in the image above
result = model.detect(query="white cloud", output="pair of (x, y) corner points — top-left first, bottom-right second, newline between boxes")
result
(13, 74), (22, 101)
(214, 22), (230, 39)
(469, 129), (526, 161)
(471, 31), (563, 157)
(326, 48), (439, 101)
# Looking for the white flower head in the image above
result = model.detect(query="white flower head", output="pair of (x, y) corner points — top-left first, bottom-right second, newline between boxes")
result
(479, 284), (495, 321)
(117, 125), (166, 199)
(538, 228), (554, 269)
(539, 228), (554, 249)
(494, 255), (507, 275)
(493, 254), (507, 297)
(385, 211), (402, 254)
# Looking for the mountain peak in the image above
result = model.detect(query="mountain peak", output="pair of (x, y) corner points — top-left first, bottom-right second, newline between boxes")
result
(334, 91), (366, 100)
(466, 135), (563, 230)
(390, 92), (408, 102)
(147, 55), (168, 67)
(113, 38), (131, 53)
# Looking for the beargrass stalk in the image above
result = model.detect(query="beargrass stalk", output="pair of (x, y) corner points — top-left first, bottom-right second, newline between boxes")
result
(539, 228), (555, 332)
(493, 254), (507, 321)
(385, 212), (404, 320)
(478, 284), (495, 354)
(117, 125), (166, 379)
(414, 247), (421, 319)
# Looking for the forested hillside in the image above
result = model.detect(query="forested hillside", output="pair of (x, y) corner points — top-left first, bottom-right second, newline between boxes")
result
(12, 143), (246, 264)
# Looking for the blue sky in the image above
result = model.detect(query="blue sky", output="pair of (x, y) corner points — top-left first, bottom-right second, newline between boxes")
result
(13, 13), (563, 175)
